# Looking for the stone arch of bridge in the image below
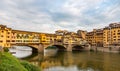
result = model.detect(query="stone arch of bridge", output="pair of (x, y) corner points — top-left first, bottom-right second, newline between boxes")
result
(26, 45), (38, 52)
(72, 45), (84, 51)
(52, 45), (66, 51)
(11, 44), (39, 52)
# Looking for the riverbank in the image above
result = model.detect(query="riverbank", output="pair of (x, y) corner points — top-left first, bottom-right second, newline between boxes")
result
(90, 47), (120, 53)
(0, 52), (41, 71)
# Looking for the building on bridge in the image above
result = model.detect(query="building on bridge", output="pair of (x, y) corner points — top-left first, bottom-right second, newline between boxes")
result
(40, 33), (63, 45)
(0, 25), (88, 52)
(77, 30), (87, 40)
(11, 30), (40, 46)
(0, 25), (41, 48)
(63, 32), (82, 45)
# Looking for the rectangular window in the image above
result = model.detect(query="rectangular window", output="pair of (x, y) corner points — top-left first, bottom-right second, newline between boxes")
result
(7, 40), (10, 42)
(1, 35), (3, 37)
(113, 36), (116, 38)
(8, 32), (10, 34)
(12, 40), (15, 42)
(2, 31), (4, 33)
(0, 41), (3, 42)
(114, 39), (116, 41)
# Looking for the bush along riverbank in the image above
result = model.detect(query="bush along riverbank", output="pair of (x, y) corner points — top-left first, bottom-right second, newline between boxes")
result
(0, 52), (41, 71)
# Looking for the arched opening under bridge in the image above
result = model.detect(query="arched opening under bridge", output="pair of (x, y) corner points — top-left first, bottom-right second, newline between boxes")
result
(72, 45), (84, 51)
(52, 45), (66, 51)
(13, 45), (38, 53)
(26, 45), (38, 53)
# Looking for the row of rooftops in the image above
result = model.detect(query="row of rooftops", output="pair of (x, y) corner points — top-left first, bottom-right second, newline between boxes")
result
(0, 25), (11, 30)
(86, 29), (103, 36)
(104, 22), (120, 29)
(86, 22), (120, 36)
(0, 24), (79, 37)
(1, 22), (120, 37)
(12, 30), (60, 37)
(0, 25), (57, 37)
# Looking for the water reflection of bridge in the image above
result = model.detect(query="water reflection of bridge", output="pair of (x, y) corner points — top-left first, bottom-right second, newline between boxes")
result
(25, 52), (120, 71)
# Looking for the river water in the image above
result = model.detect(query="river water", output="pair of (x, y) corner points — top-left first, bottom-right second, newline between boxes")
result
(20, 51), (120, 71)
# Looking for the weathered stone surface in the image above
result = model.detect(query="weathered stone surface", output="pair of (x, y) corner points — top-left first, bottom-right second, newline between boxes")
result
(38, 44), (44, 53)
(0, 46), (3, 52)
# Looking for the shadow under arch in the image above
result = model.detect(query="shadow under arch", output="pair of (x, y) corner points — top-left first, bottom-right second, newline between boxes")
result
(52, 45), (66, 51)
(72, 45), (84, 51)
(24, 45), (38, 53)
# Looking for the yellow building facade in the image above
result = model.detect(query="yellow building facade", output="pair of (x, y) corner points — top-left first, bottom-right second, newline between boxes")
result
(86, 29), (103, 47)
(86, 32), (94, 46)
(0, 25), (41, 48)
(103, 23), (120, 47)
(0, 25), (12, 47)
(63, 32), (82, 45)
(0, 24), (94, 48)
(11, 30), (40, 45)
(40, 33), (50, 44)
(94, 29), (103, 47)
(39, 33), (63, 45)
(0, 25), (66, 48)
(86, 22), (120, 47)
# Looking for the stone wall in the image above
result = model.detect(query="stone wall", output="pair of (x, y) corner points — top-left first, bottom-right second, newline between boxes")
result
(91, 46), (120, 53)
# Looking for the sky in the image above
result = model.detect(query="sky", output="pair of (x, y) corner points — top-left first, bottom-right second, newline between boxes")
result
(0, 0), (120, 33)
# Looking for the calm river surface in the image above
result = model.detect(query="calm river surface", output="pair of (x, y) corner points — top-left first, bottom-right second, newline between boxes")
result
(21, 51), (120, 71)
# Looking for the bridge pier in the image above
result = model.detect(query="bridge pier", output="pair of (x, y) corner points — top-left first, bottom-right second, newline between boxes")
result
(64, 44), (72, 51)
(38, 44), (51, 53)
(84, 44), (91, 51)
(38, 44), (44, 53)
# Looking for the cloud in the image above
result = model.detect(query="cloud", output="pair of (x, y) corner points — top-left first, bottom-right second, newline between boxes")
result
(0, 0), (120, 33)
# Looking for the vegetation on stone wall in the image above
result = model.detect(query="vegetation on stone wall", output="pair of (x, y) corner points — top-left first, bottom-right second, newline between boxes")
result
(45, 46), (57, 49)
(3, 47), (9, 52)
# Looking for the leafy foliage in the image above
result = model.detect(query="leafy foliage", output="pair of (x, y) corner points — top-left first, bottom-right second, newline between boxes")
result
(0, 52), (41, 71)
(0, 52), (27, 71)
(45, 46), (57, 49)
(21, 61), (41, 71)
(3, 47), (9, 52)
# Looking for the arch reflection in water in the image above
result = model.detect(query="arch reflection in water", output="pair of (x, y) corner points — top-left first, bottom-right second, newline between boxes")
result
(44, 66), (95, 71)
(44, 49), (58, 57)
(9, 46), (32, 58)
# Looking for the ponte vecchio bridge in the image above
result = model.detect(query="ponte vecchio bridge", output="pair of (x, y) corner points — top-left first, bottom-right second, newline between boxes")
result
(0, 25), (90, 52)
